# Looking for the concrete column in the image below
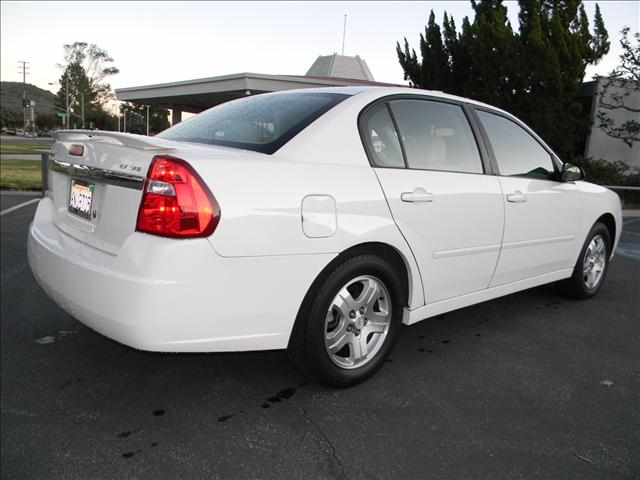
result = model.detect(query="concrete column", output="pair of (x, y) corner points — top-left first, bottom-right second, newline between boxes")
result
(172, 105), (182, 125)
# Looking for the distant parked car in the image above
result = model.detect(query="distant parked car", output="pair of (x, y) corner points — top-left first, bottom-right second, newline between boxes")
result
(4, 128), (16, 135)
(28, 87), (622, 387)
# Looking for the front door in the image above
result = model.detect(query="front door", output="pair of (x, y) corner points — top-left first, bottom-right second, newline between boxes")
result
(474, 109), (581, 286)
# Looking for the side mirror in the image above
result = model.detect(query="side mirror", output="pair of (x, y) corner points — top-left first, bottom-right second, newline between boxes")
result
(561, 162), (585, 182)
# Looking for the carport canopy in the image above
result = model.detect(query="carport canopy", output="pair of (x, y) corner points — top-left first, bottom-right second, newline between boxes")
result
(115, 72), (399, 124)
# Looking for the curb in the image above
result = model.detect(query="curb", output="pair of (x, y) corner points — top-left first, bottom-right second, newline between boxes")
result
(0, 190), (42, 196)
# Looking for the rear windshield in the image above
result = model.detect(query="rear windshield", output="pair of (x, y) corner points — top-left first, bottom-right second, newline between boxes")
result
(157, 92), (349, 154)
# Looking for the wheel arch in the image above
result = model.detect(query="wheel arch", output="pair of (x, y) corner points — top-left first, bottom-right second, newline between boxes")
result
(287, 241), (415, 348)
(596, 212), (616, 249)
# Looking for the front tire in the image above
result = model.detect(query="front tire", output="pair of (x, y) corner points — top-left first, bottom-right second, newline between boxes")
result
(288, 254), (404, 388)
(561, 222), (611, 299)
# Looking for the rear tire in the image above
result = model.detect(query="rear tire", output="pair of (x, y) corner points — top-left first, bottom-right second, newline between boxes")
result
(287, 254), (404, 388)
(560, 222), (611, 299)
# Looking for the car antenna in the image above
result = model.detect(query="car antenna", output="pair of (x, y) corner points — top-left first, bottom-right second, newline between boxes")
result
(342, 14), (347, 56)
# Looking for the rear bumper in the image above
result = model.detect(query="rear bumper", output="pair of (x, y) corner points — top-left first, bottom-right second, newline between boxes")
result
(28, 197), (334, 352)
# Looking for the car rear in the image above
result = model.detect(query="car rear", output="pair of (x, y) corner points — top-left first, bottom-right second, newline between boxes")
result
(29, 132), (224, 345)
(28, 131), (317, 352)
(27, 91), (355, 353)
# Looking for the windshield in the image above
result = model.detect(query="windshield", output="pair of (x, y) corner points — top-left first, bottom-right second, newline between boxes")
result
(157, 91), (350, 154)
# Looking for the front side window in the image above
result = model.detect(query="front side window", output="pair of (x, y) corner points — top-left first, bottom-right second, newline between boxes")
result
(361, 104), (405, 168)
(157, 92), (349, 154)
(476, 110), (555, 179)
(389, 100), (483, 174)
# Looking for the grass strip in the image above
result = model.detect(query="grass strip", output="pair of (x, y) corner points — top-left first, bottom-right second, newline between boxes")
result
(0, 159), (42, 190)
(0, 144), (52, 155)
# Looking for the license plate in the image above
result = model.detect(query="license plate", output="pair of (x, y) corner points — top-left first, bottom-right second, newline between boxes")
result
(68, 180), (94, 220)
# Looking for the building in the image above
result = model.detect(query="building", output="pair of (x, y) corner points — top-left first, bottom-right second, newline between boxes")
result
(583, 77), (640, 170)
(306, 53), (375, 81)
(115, 54), (397, 125)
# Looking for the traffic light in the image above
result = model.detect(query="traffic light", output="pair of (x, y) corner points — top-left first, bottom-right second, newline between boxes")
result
(22, 98), (31, 108)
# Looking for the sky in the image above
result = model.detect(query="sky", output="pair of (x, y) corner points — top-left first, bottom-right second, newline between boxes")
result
(1, 0), (638, 101)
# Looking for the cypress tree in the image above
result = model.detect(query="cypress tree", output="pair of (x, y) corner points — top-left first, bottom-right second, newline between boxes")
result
(396, 0), (610, 160)
(420, 11), (450, 90)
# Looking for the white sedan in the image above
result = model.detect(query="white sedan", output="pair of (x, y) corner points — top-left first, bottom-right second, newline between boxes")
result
(28, 87), (622, 387)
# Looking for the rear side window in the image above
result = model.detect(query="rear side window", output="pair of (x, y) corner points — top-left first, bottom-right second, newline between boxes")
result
(361, 104), (405, 168)
(476, 110), (555, 179)
(158, 92), (349, 154)
(389, 100), (483, 174)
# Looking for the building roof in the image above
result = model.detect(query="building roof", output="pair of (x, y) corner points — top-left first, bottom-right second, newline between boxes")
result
(115, 54), (400, 114)
(305, 54), (375, 81)
(116, 73), (399, 113)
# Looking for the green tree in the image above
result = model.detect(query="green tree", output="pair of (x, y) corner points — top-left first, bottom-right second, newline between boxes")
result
(396, 0), (610, 160)
(55, 42), (120, 130)
(55, 62), (94, 117)
(35, 111), (60, 130)
(0, 106), (21, 129)
(58, 42), (119, 104)
(119, 102), (170, 135)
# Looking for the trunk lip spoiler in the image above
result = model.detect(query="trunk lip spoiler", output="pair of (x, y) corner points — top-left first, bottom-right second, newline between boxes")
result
(49, 157), (144, 191)
(52, 129), (177, 151)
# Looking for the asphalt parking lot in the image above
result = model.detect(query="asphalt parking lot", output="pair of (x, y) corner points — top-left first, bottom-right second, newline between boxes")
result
(1, 192), (639, 479)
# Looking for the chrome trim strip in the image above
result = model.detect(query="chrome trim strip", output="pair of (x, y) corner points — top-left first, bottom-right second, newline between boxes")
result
(48, 158), (144, 190)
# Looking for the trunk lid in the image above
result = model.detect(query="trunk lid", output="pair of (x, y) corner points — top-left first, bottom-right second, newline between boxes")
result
(47, 130), (179, 254)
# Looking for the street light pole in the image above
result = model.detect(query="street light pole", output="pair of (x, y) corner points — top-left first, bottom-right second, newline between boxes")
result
(146, 105), (150, 136)
(123, 109), (127, 133)
(65, 75), (69, 129)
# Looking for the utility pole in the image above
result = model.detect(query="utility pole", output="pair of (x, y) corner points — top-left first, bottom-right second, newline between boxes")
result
(81, 92), (85, 128)
(146, 105), (150, 136)
(18, 61), (30, 128)
(123, 108), (127, 133)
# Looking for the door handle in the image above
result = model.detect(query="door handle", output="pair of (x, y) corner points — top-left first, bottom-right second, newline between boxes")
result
(506, 191), (527, 203)
(401, 188), (434, 203)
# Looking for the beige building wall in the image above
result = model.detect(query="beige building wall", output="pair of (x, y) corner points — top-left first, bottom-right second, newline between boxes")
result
(585, 77), (640, 170)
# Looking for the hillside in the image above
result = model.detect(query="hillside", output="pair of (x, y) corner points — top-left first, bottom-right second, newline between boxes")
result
(0, 81), (56, 114)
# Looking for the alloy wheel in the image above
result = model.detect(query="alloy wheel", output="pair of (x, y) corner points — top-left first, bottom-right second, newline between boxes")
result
(323, 275), (392, 369)
(582, 234), (607, 289)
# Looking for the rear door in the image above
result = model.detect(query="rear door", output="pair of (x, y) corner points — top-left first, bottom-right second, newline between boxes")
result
(362, 97), (504, 304)
(473, 109), (581, 286)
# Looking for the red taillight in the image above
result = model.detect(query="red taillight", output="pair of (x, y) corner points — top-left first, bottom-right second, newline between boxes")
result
(136, 156), (220, 238)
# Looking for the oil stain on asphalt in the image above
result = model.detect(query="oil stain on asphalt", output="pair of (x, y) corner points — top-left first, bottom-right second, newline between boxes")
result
(120, 411), (166, 459)
(261, 382), (309, 409)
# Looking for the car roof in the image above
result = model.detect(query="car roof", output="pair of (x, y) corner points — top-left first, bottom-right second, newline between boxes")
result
(272, 85), (511, 117)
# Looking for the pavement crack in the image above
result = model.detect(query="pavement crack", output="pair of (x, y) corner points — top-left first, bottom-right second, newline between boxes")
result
(301, 406), (345, 479)
(572, 450), (594, 464)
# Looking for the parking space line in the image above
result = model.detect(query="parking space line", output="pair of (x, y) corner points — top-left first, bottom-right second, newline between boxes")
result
(0, 198), (40, 216)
